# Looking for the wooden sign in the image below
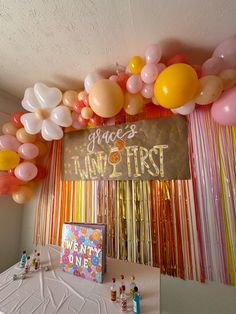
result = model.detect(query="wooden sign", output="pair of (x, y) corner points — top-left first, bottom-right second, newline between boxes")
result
(62, 115), (190, 180)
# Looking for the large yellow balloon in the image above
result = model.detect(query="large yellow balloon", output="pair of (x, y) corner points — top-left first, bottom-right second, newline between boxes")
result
(154, 63), (199, 109)
(89, 79), (124, 118)
(0, 150), (20, 170)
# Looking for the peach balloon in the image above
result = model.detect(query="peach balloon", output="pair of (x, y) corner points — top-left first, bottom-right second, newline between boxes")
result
(218, 69), (236, 90)
(81, 107), (93, 119)
(89, 79), (124, 118)
(62, 90), (78, 108)
(2, 122), (18, 136)
(78, 91), (88, 101)
(124, 93), (144, 115)
(16, 128), (37, 143)
(195, 75), (223, 105)
(12, 186), (34, 204)
(34, 141), (48, 158)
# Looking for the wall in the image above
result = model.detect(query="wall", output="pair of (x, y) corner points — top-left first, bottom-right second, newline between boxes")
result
(0, 90), (23, 272)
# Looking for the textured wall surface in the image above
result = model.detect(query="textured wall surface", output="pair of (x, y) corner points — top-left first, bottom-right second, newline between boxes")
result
(0, 0), (235, 98)
(0, 92), (22, 272)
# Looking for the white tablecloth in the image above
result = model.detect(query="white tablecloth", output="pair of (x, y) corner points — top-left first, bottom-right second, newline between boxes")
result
(0, 245), (160, 313)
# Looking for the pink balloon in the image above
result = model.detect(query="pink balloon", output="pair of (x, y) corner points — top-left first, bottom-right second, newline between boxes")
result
(211, 86), (236, 126)
(14, 162), (38, 181)
(141, 64), (158, 84)
(202, 57), (224, 76)
(156, 63), (166, 73)
(18, 143), (39, 160)
(145, 44), (162, 64)
(109, 75), (118, 81)
(213, 35), (236, 68)
(141, 84), (154, 99)
(126, 75), (143, 94)
(0, 135), (21, 152)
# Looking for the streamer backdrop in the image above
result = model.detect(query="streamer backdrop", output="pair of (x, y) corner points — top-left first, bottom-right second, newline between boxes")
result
(34, 107), (236, 285)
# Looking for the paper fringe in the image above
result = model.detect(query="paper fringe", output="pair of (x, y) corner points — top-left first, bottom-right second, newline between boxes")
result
(34, 108), (236, 285)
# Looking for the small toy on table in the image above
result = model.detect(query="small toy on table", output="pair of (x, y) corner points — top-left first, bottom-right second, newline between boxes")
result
(24, 256), (31, 273)
(31, 249), (37, 266)
(34, 253), (41, 270)
(133, 286), (140, 314)
(19, 250), (27, 268)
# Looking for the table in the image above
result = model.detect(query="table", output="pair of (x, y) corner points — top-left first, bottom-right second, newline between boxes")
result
(0, 245), (160, 313)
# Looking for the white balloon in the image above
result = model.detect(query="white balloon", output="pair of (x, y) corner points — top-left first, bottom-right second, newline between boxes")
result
(34, 83), (62, 108)
(84, 72), (103, 93)
(50, 105), (72, 127)
(171, 101), (195, 115)
(20, 113), (43, 134)
(22, 88), (41, 112)
(41, 120), (63, 141)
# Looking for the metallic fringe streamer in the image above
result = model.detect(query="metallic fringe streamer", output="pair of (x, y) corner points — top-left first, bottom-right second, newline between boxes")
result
(34, 108), (236, 285)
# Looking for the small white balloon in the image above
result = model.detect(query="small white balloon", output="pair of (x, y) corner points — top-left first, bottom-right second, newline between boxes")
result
(171, 101), (195, 115)
(84, 72), (103, 93)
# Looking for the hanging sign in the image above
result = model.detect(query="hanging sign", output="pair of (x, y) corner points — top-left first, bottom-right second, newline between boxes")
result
(62, 115), (190, 180)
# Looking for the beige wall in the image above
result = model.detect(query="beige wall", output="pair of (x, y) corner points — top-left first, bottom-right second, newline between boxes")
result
(0, 94), (23, 272)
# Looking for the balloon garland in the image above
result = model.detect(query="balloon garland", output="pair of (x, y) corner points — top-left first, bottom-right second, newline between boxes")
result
(0, 35), (236, 204)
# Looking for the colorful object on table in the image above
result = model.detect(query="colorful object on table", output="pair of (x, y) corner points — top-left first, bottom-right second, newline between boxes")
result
(19, 251), (27, 268)
(120, 286), (127, 312)
(130, 275), (136, 297)
(119, 274), (126, 297)
(133, 286), (140, 314)
(154, 63), (199, 109)
(60, 223), (107, 283)
(24, 256), (31, 273)
(110, 277), (117, 302)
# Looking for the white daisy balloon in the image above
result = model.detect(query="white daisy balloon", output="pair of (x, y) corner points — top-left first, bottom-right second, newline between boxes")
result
(20, 83), (72, 141)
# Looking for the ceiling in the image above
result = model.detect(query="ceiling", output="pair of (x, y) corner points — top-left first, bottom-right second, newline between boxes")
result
(0, 0), (236, 99)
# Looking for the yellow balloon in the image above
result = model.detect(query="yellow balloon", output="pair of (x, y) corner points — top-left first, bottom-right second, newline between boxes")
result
(124, 93), (144, 115)
(2, 122), (18, 136)
(129, 56), (144, 74)
(154, 63), (199, 109)
(89, 79), (124, 118)
(0, 150), (20, 170)
(195, 75), (223, 105)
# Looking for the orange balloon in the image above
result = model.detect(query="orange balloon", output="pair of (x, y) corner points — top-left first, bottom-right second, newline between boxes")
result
(16, 128), (37, 143)
(34, 141), (48, 158)
(124, 93), (144, 115)
(12, 186), (34, 204)
(62, 90), (78, 108)
(2, 122), (18, 136)
(89, 79), (124, 118)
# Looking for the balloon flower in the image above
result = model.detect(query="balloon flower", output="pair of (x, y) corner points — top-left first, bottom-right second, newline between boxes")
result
(20, 83), (72, 141)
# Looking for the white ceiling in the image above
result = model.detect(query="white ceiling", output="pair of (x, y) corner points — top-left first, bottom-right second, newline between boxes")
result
(0, 0), (236, 99)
